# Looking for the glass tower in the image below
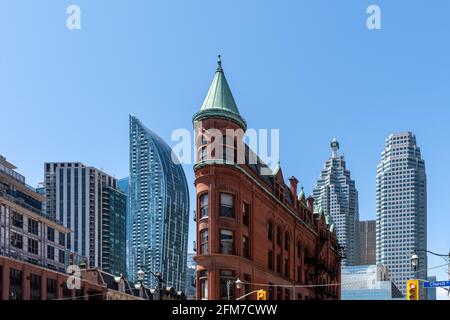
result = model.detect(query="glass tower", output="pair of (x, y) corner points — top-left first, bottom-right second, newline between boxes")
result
(313, 138), (360, 266)
(341, 265), (403, 300)
(118, 177), (130, 276)
(129, 115), (189, 291)
(101, 186), (127, 276)
(44, 162), (126, 274)
(376, 132), (427, 296)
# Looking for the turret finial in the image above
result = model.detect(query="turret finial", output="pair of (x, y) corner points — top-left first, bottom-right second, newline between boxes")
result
(217, 54), (222, 69)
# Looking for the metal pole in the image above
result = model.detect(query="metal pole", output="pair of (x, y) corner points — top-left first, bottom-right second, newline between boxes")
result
(227, 280), (232, 300)
(448, 255), (450, 297)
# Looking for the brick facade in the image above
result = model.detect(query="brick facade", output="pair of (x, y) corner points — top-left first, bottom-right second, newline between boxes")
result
(192, 64), (342, 300)
(0, 255), (105, 300)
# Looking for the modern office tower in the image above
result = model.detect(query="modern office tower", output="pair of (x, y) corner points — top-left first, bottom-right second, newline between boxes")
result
(101, 186), (126, 276)
(192, 57), (341, 300)
(426, 276), (437, 300)
(359, 220), (376, 265)
(129, 115), (190, 291)
(44, 162), (126, 275)
(313, 138), (360, 266)
(376, 132), (427, 297)
(35, 182), (46, 214)
(0, 155), (70, 273)
(118, 177), (130, 276)
(185, 253), (196, 300)
(341, 264), (403, 300)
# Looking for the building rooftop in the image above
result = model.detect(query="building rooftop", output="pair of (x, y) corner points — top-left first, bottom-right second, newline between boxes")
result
(193, 55), (247, 130)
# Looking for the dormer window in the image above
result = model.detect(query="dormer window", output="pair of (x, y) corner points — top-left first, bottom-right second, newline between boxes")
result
(273, 182), (285, 202)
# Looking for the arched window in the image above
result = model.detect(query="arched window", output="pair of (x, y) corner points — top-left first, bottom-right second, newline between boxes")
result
(199, 270), (208, 300)
(276, 226), (282, 246)
(199, 229), (208, 254)
(267, 220), (273, 241)
(199, 193), (208, 218)
(284, 232), (290, 251)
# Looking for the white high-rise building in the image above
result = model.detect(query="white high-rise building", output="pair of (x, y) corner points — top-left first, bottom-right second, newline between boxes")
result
(44, 162), (126, 274)
(313, 138), (360, 266)
(376, 132), (427, 297)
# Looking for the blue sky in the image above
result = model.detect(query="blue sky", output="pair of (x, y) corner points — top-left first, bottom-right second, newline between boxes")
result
(1, 1), (450, 295)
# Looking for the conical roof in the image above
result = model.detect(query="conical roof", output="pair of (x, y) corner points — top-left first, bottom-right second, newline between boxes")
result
(193, 55), (247, 130)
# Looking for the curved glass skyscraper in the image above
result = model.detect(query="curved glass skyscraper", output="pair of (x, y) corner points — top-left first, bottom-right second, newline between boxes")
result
(129, 115), (190, 291)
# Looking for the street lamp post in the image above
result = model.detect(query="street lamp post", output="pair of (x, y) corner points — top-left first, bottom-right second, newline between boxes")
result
(411, 253), (419, 280)
(134, 267), (165, 300)
(411, 250), (450, 298)
(411, 250), (450, 273)
(226, 278), (242, 300)
(135, 268), (146, 299)
(114, 273), (126, 293)
(149, 270), (163, 300)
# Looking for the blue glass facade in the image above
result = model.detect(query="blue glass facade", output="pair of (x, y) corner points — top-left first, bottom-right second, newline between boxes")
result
(341, 265), (403, 300)
(426, 276), (437, 300)
(118, 177), (130, 276)
(129, 115), (189, 290)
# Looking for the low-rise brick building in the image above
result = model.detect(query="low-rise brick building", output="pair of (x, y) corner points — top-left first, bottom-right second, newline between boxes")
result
(0, 255), (142, 300)
(0, 155), (71, 273)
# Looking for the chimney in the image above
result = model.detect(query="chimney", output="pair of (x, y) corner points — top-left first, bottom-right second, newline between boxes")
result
(289, 176), (298, 208)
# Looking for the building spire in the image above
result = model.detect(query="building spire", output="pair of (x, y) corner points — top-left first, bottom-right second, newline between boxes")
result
(331, 138), (339, 158)
(217, 54), (222, 70)
(192, 55), (247, 130)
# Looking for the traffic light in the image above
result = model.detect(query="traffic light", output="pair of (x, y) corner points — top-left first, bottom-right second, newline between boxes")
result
(406, 279), (419, 300)
(256, 289), (267, 300)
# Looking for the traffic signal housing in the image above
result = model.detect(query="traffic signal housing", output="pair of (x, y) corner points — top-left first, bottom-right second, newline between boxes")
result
(406, 279), (419, 300)
(256, 289), (267, 300)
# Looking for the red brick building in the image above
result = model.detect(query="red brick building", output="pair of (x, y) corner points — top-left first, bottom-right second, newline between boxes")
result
(0, 255), (141, 300)
(192, 57), (341, 300)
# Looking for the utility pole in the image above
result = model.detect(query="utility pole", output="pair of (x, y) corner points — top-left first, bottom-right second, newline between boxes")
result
(227, 280), (232, 300)
(448, 258), (450, 297)
(411, 250), (450, 299)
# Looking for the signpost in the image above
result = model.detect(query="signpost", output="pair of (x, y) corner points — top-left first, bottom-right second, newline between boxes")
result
(423, 280), (450, 288)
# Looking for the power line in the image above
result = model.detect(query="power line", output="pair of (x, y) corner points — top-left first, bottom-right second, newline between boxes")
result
(237, 264), (450, 290)
(52, 292), (107, 301)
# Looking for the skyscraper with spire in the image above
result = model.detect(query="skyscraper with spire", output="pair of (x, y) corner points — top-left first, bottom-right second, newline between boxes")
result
(376, 132), (427, 297)
(313, 139), (360, 266)
(128, 115), (190, 291)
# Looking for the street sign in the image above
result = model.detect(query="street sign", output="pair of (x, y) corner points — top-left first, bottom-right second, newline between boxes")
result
(423, 280), (450, 288)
